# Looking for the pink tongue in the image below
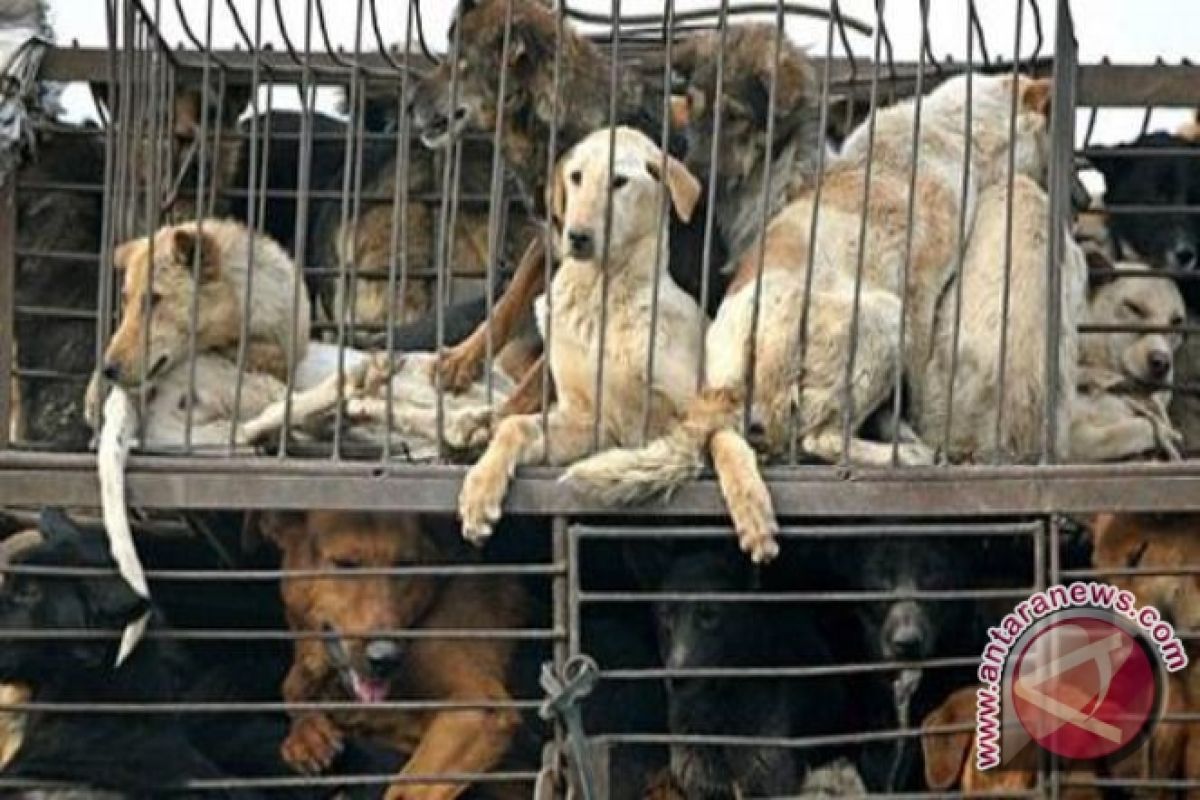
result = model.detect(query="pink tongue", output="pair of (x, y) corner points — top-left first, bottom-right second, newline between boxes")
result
(351, 673), (389, 704)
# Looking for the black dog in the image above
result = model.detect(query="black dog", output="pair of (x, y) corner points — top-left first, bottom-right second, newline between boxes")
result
(645, 544), (849, 798)
(0, 510), (397, 799)
(1090, 132), (1200, 309)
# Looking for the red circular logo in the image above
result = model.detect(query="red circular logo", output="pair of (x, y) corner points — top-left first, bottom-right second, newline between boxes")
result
(1009, 614), (1159, 761)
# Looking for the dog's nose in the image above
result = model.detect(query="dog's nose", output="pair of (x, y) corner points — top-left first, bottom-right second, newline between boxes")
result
(101, 362), (121, 382)
(888, 627), (926, 660)
(567, 228), (595, 259)
(1148, 350), (1172, 380)
(364, 639), (403, 674)
(1174, 246), (1197, 270)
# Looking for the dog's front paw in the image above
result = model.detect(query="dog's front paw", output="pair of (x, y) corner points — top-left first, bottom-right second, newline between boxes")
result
(459, 460), (508, 545)
(726, 482), (780, 564)
(433, 339), (484, 394)
(445, 406), (495, 450)
(281, 713), (343, 775)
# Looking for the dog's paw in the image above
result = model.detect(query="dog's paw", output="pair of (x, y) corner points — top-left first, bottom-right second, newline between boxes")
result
(433, 341), (484, 394)
(896, 441), (937, 467)
(281, 713), (343, 775)
(459, 461), (508, 545)
(445, 407), (495, 450)
(726, 484), (780, 564)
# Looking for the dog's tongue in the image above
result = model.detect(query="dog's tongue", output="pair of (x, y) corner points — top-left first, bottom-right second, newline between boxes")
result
(350, 672), (389, 704)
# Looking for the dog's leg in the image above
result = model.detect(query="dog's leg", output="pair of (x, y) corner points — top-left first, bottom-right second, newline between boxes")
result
(710, 429), (779, 563)
(384, 677), (520, 800)
(459, 410), (592, 544)
(1068, 415), (1171, 463)
(239, 361), (370, 443)
(280, 641), (344, 776)
(436, 237), (547, 393)
(499, 353), (552, 417)
(218, 340), (290, 383)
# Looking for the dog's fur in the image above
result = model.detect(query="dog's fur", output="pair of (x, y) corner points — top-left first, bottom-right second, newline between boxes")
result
(566, 74), (1053, 561)
(0, 510), (264, 798)
(647, 547), (847, 798)
(101, 219), (310, 389)
(1070, 259), (1186, 461)
(458, 127), (705, 542)
(261, 510), (528, 800)
(917, 174), (1087, 462)
(12, 127), (105, 449)
(669, 24), (820, 264)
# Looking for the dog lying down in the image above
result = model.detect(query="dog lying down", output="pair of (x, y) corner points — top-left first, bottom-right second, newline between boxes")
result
(95, 342), (513, 460)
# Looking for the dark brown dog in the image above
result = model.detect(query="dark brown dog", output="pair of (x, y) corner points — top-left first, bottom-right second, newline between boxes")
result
(262, 510), (528, 800)
(406, 0), (677, 413)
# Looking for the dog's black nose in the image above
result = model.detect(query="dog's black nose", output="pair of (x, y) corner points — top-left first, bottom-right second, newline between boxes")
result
(364, 639), (402, 674)
(889, 628), (925, 660)
(101, 362), (121, 382)
(1175, 246), (1197, 270)
(567, 228), (595, 259)
(1148, 350), (1172, 380)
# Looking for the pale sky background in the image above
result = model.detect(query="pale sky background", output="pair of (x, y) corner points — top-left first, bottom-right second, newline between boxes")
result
(43, 0), (1198, 151)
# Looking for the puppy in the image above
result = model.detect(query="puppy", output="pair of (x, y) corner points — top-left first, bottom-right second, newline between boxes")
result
(1070, 257), (1186, 461)
(261, 511), (528, 800)
(568, 74), (1053, 561)
(917, 175), (1087, 463)
(458, 127), (705, 543)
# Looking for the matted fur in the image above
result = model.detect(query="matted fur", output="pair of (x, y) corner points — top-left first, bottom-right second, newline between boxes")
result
(567, 74), (1054, 561)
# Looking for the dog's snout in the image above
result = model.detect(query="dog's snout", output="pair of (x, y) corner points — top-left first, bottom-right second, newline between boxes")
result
(889, 624), (925, 660)
(364, 639), (403, 674)
(1173, 245), (1198, 271)
(567, 228), (596, 259)
(101, 362), (122, 382)
(1148, 349), (1172, 380)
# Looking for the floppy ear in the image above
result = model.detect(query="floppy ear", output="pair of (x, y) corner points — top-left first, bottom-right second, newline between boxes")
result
(172, 228), (222, 283)
(1084, 247), (1118, 291)
(84, 572), (150, 627)
(257, 511), (309, 551)
(39, 507), (84, 549)
(921, 691), (974, 790)
(548, 157), (568, 230)
(1020, 76), (1052, 117)
(646, 154), (701, 223)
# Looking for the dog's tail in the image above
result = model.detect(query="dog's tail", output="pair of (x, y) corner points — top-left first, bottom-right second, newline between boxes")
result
(563, 387), (743, 504)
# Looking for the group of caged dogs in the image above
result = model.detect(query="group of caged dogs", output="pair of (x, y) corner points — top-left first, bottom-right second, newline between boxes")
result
(4, 0), (1200, 797)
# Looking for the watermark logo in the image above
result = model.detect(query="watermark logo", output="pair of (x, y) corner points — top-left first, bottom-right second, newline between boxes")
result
(975, 583), (1187, 771)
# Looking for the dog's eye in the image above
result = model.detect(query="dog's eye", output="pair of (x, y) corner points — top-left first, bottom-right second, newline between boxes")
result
(150, 291), (163, 308)
(1171, 314), (1184, 328)
(569, 170), (582, 186)
(1123, 300), (1145, 318)
(330, 557), (359, 570)
(612, 175), (629, 190)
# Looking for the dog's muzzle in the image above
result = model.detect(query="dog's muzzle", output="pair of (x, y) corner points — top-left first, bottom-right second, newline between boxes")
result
(322, 627), (403, 705)
(566, 228), (596, 261)
(417, 107), (469, 149)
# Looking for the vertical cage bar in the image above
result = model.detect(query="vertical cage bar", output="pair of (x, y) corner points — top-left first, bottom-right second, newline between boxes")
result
(0, 180), (14, 450)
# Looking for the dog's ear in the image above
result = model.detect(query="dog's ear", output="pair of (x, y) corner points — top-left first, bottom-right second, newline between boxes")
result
(38, 507), (84, 549)
(1087, 146), (1128, 190)
(548, 157), (567, 230)
(257, 511), (309, 550)
(172, 227), (222, 283)
(1019, 76), (1052, 117)
(921, 690), (973, 790)
(1084, 247), (1118, 291)
(646, 154), (701, 223)
(85, 572), (150, 628)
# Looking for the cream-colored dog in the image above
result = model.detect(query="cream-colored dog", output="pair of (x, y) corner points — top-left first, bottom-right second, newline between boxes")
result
(1070, 256), (1185, 461)
(567, 73), (1054, 562)
(458, 126), (706, 543)
(916, 174), (1087, 462)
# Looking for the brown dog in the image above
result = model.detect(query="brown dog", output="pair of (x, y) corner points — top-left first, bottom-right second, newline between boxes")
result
(922, 681), (1192, 798)
(262, 510), (528, 800)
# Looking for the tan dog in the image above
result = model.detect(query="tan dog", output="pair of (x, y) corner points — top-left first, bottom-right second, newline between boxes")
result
(458, 126), (705, 543)
(101, 219), (310, 389)
(918, 174), (1087, 462)
(1070, 259), (1186, 461)
(922, 682), (1191, 798)
(263, 511), (527, 800)
(567, 74), (1053, 562)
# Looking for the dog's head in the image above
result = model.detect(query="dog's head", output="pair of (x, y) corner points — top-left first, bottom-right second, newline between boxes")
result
(670, 24), (817, 189)
(1082, 254), (1185, 386)
(101, 223), (234, 389)
(549, 126), (700, 264)
(261, 511), (448, 704)
(0, 510), (148, 685)
(924, 73), (1052, 186)
(921, 687), (1038, 792)
(1092, 513), (1200, 633)
(407, 0), (561, 149)
(1090, 133), (1200, 276)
